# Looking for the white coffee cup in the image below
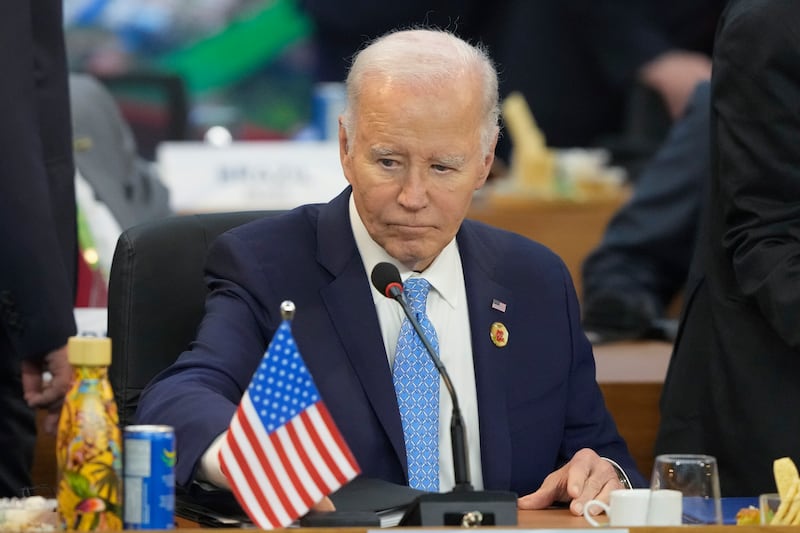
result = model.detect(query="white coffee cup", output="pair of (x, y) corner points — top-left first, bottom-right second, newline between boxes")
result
(584, 488), (683, 527)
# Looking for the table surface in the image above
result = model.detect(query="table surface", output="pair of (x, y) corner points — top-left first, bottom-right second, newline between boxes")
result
(173, 507), (785, 531)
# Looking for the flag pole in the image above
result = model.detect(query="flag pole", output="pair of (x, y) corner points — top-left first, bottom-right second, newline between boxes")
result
(280, 300), (296, 321)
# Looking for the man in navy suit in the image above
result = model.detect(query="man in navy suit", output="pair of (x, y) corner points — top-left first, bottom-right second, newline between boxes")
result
(137, 28), (643, 515)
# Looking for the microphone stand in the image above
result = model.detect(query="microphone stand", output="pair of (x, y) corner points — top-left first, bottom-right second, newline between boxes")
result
(389, 289), (517, 526)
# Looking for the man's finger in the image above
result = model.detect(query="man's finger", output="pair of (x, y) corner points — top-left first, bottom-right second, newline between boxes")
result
(20, 359), (44, 405)
(564, 450), (596, 499)
(27, 385), (67, 410)
(518, 471), (567, 510)
(42, 411), (60, 436)
(568, 459), (623, 515)
(518, 488), (554, 510)
(311, 496), (336, 512)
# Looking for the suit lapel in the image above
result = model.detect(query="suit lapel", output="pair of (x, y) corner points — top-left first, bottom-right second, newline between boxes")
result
(458, 222), (513, 490)
(316, 190), (408, 475)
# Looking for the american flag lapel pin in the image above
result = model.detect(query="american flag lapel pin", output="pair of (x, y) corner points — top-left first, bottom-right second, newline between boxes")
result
(491, 298), (507, 313)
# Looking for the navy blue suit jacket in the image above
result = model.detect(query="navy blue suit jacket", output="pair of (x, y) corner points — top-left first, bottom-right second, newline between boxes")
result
(137, 188), (643, 493)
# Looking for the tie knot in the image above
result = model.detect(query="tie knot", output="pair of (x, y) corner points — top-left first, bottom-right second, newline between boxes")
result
(404, 277), (431, 314)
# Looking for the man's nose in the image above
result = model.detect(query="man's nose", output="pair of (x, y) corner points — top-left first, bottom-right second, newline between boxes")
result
(397, 170), (428, 209)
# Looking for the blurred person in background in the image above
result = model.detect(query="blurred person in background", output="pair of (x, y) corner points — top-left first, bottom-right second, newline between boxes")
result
(580, 82), (710, 343)
(571, 1), (726, 340)
(0, 1), (77, 496)
(496, 0), (721, 157)
(69, 72), (172, 302)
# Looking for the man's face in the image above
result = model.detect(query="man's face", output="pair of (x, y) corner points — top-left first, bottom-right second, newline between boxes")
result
(339, 75), (496, 272)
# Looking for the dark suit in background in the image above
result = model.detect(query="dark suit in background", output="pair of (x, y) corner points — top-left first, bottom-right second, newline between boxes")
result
(137, 188), (643, 494)
(655, 0), (800, 496)
(0, 0), (76, 495)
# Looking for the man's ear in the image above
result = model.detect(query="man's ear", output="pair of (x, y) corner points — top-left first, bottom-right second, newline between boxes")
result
(338, 116), (349, 154)
(339, 117), (353, 185)
(476, 130), (499, 190)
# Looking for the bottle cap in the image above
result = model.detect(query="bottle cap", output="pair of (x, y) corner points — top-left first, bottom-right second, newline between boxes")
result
(67, 336), (111, 366)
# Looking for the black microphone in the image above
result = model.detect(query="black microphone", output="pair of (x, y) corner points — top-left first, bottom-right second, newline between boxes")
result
(371, 262), (471, 491)
(370, 262), (517, 526)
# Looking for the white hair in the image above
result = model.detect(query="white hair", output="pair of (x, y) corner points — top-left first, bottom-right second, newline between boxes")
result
(341, 28), (500, 155)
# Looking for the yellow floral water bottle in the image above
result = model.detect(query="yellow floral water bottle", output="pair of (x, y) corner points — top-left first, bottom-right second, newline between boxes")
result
(56, 336), (122, 530)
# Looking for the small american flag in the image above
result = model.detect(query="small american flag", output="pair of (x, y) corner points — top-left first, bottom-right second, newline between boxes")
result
(218, 319), (360, 529)
(491, 298), (507, 312)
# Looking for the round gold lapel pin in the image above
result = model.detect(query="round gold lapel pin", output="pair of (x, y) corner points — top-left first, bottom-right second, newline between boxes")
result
(490, 322), (509, 347)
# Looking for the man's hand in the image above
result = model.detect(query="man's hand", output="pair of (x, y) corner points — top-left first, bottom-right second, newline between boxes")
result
(21, 345), (73, 434)
(517, 448), (625, 515)
(638, 51), (712, 119)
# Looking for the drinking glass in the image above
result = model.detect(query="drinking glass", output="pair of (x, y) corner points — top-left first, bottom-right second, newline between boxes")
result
(650, 454), (722, 524)
(759, 493), (781, 525)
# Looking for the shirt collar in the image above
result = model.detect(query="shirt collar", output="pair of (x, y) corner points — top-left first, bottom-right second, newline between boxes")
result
(349, 193), (460, 310)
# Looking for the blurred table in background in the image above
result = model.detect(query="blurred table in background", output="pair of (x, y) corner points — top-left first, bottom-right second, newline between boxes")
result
(468, 189), (630, 299)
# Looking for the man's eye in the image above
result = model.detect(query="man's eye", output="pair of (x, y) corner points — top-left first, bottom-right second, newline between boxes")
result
(432, 164), (451, 172)
(378, 159), (397, 168)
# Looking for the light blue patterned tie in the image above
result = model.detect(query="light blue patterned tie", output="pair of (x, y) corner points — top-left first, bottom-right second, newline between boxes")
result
(392, 277), (439, 492)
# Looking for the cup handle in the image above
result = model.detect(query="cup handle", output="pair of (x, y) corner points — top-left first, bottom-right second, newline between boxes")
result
(584, 500), (611, 527)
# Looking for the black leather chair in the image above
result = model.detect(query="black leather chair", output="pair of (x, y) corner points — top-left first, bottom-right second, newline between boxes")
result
(107, 210), (283, 426)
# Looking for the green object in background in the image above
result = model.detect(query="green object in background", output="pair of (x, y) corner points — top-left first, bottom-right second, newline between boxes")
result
(157, 0), (311, 94)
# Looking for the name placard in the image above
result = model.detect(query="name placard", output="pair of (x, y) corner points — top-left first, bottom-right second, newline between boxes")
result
(157, 141), (347, 212)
